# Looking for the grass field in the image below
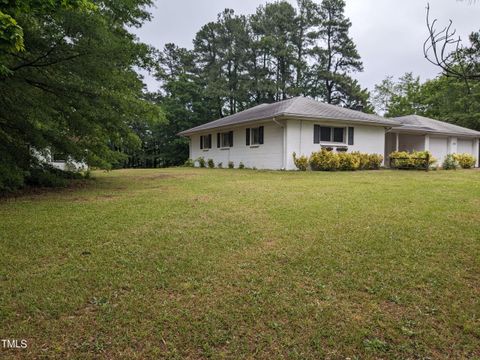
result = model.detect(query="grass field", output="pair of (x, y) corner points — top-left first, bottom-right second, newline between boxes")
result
(1, 168), (479, 359)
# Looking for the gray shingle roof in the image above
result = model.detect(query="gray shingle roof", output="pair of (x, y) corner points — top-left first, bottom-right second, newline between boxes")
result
(178, 96), (398, 135)
(393, 115), (480, 137)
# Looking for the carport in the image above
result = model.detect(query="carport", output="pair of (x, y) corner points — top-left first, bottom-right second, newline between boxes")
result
(385, 115), (480, 167)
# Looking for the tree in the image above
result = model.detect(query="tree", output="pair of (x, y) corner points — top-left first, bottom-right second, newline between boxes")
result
(0, 0), (96, 75)
(249, 1), (297, 101)
(372, 73), (424, 116)
(309, 0), (364, 107)
(151, 44), (214, 166)
(0, 0), (163, 191)
(291, 0), (320, 96)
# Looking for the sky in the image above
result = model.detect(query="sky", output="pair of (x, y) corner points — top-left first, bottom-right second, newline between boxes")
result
(133, 0), (480, 93)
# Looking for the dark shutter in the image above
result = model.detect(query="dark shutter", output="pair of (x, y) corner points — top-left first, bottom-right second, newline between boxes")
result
(229, 131), (233, 147)
(200, 136), (203, 149)
(348, 127), (354, 145)
(314, 125), (320, 144)
(217, 133), (220, 148)
(259, 126), (264, 144)
(246, 128), (250, 146)
(208, 134), (212, 149)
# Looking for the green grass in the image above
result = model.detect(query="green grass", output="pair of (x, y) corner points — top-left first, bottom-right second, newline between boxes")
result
(1, 168), (479, 359)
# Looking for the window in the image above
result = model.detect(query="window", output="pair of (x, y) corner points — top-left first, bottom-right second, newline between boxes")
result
(314, 125), (346, 144)
(217, 131), (233, 148)
(320, 127), (331, 142)
(246, 126), (264, 146)
(251, 127), (260, 145)
(200, 134), (212, 149)
(333, 127), (344, 143)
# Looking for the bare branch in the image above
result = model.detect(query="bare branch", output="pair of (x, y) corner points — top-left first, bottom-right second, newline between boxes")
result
(423, 3), (480, 81)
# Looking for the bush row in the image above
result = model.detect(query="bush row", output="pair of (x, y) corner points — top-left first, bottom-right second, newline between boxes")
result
(443, 153), (476, 170)
(389, 151), (436, 170)
(185, 158), (245, 169)
(1, 164), (91, 194)
(389, 151), (476, 170)
(293, 150), (383, 171)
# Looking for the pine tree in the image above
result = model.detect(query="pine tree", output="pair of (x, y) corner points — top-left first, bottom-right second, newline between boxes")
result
(310, 0), (364, 106)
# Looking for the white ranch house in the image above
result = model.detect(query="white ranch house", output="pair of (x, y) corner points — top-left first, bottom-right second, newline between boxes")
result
(179, 97), (480, 170)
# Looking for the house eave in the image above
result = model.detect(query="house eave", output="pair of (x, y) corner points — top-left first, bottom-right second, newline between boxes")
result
(389, 127), (480, 138)
(178, 114), (398, 136)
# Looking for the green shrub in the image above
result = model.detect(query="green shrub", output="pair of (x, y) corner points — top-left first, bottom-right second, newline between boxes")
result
(228, 161), (234, 169)
(368, 154), (384, 170)
(207, 159), (215, 168)
(442, 154), (459, 170)
(454, 153), (476, 169)
(238, 162), (245, 169)
(306, 150), (383, 172)
(353, 152), (369, 170)
(390, 151), (436, 170)
(309, 149), (339, 171)
(0, 163), (25, 193)
(26, 167), (69, 188)
(184, 159), (194, 167)
(196, 157), (206, 168)
(292, 152), (309, 171)
(217, 162), (223, 168)
(337, 152), (360, 171)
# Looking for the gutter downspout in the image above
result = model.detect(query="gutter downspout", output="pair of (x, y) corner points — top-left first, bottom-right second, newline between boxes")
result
(272, 117), (286, 170)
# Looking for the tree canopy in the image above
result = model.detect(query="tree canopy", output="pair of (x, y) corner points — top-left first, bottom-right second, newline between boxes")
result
(0, 0), (163, 191)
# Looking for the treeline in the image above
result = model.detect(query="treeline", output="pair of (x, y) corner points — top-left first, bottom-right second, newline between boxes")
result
(126, 0), (373, 168)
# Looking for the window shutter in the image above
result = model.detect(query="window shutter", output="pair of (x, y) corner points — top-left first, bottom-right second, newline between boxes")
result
(200, 136), (203, 149)
(259, 126), (264, 144)
(314, 125), (320, 144)
(348, 127), (354, 145)
(217, 133), (220, 148)
(208, 134), (212, 148)
(229, 131), (233, 147)
(246, 128), (250, 146)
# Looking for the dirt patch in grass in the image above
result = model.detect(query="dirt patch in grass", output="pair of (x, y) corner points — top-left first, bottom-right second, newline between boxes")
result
(0, 180), (93, 202)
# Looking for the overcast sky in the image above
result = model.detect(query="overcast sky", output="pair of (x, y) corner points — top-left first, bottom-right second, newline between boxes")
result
(134, 0), (480, 93)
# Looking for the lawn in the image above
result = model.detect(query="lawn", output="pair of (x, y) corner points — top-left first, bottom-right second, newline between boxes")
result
(1, 168), (479, 359)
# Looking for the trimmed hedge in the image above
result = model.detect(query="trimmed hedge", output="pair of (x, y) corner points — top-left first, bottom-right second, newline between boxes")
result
(292, 152), (308, 171)
(389, 151), (436, 170)
(295, 149), (383, 171)
(454, 153), (476, 169)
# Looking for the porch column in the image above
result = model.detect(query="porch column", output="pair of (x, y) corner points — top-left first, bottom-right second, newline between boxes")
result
(424, 134), (430, 152)
(395, 133), (399, 151)
(475, 138), (480, 167)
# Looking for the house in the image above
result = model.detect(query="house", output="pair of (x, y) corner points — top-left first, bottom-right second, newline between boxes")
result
(178, 96), (480, 170)
(32, 148), (88, 171)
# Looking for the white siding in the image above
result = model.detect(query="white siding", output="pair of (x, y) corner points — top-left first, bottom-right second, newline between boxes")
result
(189, 122), (284, 169)
(429, 136), (448, 165)
(285, 119), (386, 170)
(457, 138), (474, 154)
